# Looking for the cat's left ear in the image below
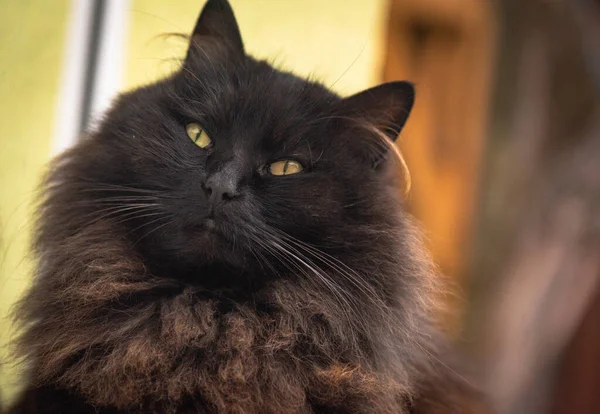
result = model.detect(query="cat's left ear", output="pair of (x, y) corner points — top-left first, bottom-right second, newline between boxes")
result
(185, 0), (244, 64)
(337, 81), (415, 141)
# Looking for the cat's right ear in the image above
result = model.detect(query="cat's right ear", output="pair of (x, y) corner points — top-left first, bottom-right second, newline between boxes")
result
(335, 81), (415, 168)
(184, 0), (244, 65)
(336, 81), (415, 142)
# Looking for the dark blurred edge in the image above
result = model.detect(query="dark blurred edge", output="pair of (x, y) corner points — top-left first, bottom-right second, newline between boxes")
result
(466, 0), (600, 413)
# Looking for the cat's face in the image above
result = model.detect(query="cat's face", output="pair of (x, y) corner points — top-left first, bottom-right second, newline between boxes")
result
(77, 0), (414, 283)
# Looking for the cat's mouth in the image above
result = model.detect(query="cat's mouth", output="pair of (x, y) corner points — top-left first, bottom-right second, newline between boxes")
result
(181, 215), (235, 247)
(184, 218), (221, 238)
(204, 218), (217, 230)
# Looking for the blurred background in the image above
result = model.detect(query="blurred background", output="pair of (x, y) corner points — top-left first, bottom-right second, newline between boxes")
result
(1, 0), (599, 412)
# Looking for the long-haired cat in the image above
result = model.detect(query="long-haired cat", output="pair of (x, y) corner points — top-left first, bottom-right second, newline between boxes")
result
(8, 1), (488, 412)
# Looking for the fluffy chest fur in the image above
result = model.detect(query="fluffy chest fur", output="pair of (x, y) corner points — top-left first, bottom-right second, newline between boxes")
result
(21, 223), (427, 413)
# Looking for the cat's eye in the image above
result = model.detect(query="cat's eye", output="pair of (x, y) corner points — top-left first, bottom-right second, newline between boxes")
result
(269, 160), (303, 176)
(186, 123), (212, 148)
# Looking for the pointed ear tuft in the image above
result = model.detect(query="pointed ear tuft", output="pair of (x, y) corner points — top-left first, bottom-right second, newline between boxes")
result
(185, 0), (244, 63)
(337, 81), (415, 141)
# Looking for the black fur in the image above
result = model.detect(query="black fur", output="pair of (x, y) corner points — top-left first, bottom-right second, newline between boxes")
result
(9, 1), (487, 412)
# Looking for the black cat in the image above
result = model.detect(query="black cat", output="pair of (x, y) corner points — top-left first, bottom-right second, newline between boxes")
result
(9, 1), (488, 412)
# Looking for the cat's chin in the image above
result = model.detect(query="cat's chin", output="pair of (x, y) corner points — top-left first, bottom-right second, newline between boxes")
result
(181, 220), (226, 253)
(172, 218), (250, 266)
(141, 223), (250, 284)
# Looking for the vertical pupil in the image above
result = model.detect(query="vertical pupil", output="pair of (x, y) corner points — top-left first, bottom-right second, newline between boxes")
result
(283, 161), (289, 175)
(194, 131), (201, 142)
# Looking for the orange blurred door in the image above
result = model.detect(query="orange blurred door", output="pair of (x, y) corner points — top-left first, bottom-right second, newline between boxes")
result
(382, 0), (497, 327)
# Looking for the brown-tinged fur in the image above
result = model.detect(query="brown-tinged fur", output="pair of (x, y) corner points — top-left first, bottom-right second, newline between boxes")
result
(9, 1), (489, 412)
(10, 182), (484, 413)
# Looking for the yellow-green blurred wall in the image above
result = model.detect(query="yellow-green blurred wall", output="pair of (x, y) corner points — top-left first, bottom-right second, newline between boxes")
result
(0, 0), (70, 401)
(0, 0), (387, 403)
(125, 0), (386, 93)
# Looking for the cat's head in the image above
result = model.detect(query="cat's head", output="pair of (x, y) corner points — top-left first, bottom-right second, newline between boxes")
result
(62, 0), (414, 285)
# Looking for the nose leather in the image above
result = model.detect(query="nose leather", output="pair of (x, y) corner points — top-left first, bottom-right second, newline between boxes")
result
(204, 165), (241, 209)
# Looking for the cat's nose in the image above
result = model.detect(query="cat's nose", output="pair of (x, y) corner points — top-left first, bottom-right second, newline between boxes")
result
(203, 175), (239, 205)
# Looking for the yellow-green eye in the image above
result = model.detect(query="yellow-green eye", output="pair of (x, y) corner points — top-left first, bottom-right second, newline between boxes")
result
(186, 123), (212, 148)
(269, 160), (304, 176)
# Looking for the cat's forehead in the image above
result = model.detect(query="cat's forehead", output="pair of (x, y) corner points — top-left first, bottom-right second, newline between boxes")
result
(172, 60), (338, 145)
